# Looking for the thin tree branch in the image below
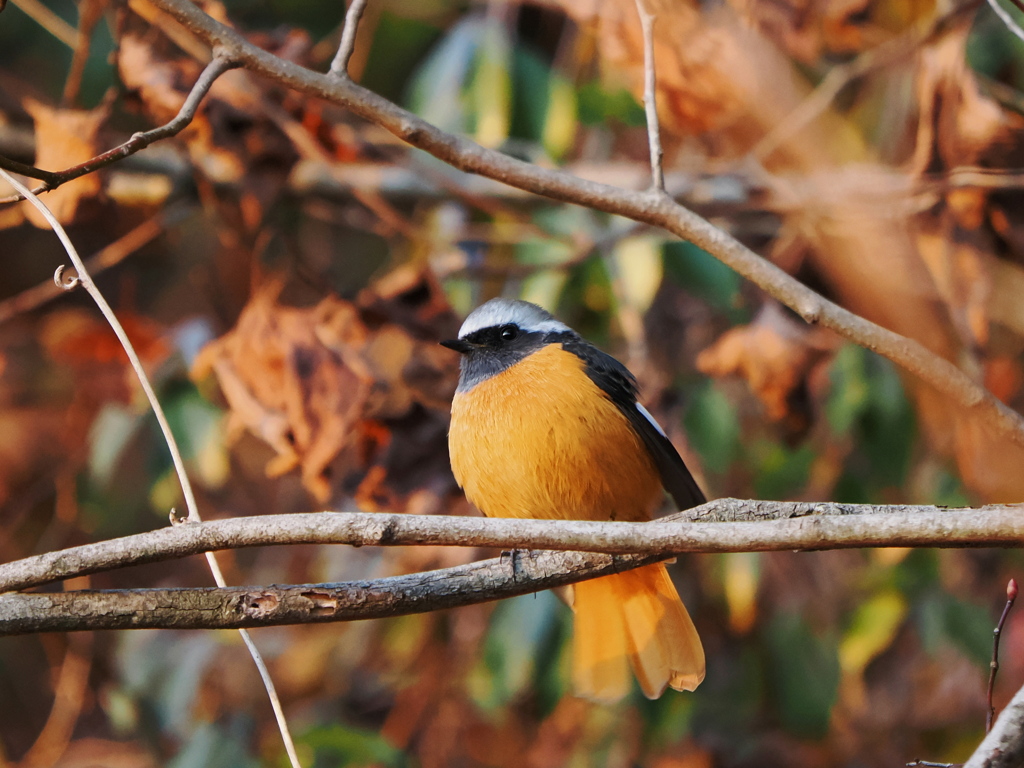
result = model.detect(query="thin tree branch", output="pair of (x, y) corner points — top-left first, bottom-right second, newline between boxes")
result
(329, 0), (370, 78)
(2, 501), (1022, 595)
(136, 0), (1024, 453)
(0, 550), (666, 635)
(634, 0), (665, 192)
(8, 0), (78, 47)
(0, 53), (239, 203)
(986, 0), (1024, 45)
(988, 578), (1018, 732)
(0, 203), (190, 325)
(2, 174), (303, 768)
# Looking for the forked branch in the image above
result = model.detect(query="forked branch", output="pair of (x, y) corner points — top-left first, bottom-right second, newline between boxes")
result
(0, 53), (238, 203)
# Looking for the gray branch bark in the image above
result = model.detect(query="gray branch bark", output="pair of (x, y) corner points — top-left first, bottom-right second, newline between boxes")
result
(966, 679), (1024, 768)
(2, 501), (1022, 594)
(0, 549), (663, 635)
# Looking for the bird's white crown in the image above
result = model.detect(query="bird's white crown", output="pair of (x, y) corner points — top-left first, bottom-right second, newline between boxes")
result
(458, 298), (570, 338)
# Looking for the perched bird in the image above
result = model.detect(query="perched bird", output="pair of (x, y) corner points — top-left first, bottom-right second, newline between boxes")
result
(441, 298), (706, 702)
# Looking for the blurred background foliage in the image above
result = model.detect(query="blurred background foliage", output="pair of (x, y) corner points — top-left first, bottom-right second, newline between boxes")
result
(1, 0), (1024, 765)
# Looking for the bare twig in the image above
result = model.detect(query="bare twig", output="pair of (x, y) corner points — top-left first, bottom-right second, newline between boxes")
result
(138, 0), (1024, 454)
(0, 54), (238, 203)
(1, 502), (1023, 595)
(330, 0), (370, 78)
(1, 173), (303, 768)
(2, 173), (204, 526)
(988, 578), (1019, 732)
(16, 632), (93, 768)
(0, 203), (190, 325)
(63, 0), (104, 106)
(0, 549), (668, 635)
(633, 0), (665, 192)
(986, 0), (1024, 44)
(8, 0), (77, 47)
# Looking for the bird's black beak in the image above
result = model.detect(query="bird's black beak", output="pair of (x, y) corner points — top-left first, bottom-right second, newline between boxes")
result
(440, 338), (473, 355)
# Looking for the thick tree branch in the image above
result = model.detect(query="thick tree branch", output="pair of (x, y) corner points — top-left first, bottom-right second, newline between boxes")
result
(966, 679), (1024, 768)
(130, 0), (1024, 452)
(0, 549), (664, 635)
(2, 501), (1022, 594)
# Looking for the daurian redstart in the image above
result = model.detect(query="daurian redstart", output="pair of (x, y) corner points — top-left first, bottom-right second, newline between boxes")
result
(442, 298), (706, 702)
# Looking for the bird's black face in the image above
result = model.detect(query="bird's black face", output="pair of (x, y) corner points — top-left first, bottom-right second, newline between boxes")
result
(441, 323), (563, 392)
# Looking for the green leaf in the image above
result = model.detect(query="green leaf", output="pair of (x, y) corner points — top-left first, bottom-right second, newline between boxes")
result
(168, 722), (260, 768)
(406, 16), (483, 133)
(752, 442), (815, 500)
(163, 384), (230, 486)
(611, 235), (664, 315)
(663, 241), (744, 319)
(826, 345), (870, 435)
(917, 591), (992, 664)
(509, 46), (550, 146)
(828, 346), (915, 495)
(468, 19), (513, 147)
(521, 269), (569, 313)
(684, 382), (741, 474)
(765, 614), (840, 739)
(469, 591), (563, 710)
(302, 723), (406, 768)
(576, 82), (645, 126)
(88, 404), (143, 485)
(543, 74), (578, 160)
(941, 595), (993, 666)
(839, 590), (907, 675)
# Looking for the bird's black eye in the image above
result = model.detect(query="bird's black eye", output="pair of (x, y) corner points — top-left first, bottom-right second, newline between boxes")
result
(500, 324), (519, 341)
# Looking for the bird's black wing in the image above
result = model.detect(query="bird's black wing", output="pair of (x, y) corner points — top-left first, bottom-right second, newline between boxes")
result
(557, 335), (707, 511)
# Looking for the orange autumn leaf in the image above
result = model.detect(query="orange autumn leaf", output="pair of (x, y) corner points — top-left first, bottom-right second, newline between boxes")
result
(23, 99), (108, 226)
(192, 266), (459, 505)
(696, 303), (835, 423)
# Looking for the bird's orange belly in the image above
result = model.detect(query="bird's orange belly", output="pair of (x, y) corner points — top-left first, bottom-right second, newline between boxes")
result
(449, 344), (661, 522)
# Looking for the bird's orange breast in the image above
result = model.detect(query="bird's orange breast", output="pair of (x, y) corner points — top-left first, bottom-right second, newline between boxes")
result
(449, 344), (662, 522)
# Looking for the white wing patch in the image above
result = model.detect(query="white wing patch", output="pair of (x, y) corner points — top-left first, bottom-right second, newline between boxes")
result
(636, 403), (668, 437)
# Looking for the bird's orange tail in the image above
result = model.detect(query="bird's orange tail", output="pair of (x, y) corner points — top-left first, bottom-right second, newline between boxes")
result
(571, 564), (705, 702)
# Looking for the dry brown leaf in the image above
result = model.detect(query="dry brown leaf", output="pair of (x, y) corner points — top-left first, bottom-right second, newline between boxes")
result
(697, 303), (835, 426)
(193, 267), (459, 505)
(0, 407), (65, 510)
(118, 35), (194, 125)
(915, 227), (992, 348)
(43, 738), (159, 768)
(649, 748), (715, 768)
(525, 697), (591, 768)
(193, 282), (367, 502)
(553, 0), (866, 164)
(41, 308), (170, 367)
(23, 99), (108, 226)
(729, 0), (884, 64)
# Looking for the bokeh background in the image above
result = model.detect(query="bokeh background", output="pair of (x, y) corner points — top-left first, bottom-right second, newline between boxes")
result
(2, 0), (1024, 765)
